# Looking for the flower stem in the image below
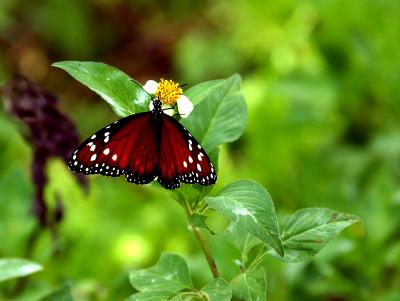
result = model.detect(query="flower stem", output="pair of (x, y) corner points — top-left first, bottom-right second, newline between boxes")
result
(183, 199), (220, 278)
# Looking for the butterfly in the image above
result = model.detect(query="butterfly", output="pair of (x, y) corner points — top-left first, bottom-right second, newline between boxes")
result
(68, 95), (217, 190)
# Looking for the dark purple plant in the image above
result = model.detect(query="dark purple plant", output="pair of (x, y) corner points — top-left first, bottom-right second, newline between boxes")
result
(1, 75), (86, 227)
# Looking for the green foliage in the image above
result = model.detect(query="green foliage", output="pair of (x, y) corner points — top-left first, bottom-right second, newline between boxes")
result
(0, 1), (398, 300)
(207, 180), (283, 256)
(181, 74), (247, 152)
(0, 258), (42, 282)
(276, 208), (361, 263)
(231, 267), (267, 301)
(129, 253), (193, 293)
(126, 291), (175, 301)
(128, 253), (232, 301)
(53, 61), (151, 116)
(225, 221), (260, 262)
(38, 284), (74, 301)
(201, 278), (232, 301)
(53, 61), (359, 300)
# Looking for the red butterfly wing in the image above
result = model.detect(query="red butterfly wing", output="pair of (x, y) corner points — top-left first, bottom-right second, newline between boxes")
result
(157, 114), (217, 189)
(69, 112), (159, 184)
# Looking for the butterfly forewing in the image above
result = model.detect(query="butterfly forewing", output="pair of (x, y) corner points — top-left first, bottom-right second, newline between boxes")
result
(68, 112), (158, 184)
(157, 115), (217, 189)
(69, 101), (217, 190)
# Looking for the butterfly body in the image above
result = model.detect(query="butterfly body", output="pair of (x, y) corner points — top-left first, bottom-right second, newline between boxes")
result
(69, 98), (217, 189)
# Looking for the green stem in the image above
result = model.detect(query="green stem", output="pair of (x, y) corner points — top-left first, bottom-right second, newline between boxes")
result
(247, 247), (268, 272)
(183, 200), (220, 279)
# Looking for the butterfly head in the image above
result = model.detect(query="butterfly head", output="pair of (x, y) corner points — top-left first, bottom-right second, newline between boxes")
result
(152, 98), (162, 110)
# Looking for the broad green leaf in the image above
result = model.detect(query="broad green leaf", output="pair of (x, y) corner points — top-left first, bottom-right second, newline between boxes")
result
(226, 221), (261, 255)
(276, 208), (361, 262)
(0, 258), (43, 282)
(201, 278), (232, 301)
(39, 284), (74, 301)
(206, 180), (284, 256)
(231, 266), (267, 301)
(129, 253), (193, 293)
(185, 79), (224, 106)
(53, 61), (151, 116)
(181, 74), (247, 152)
(126, 291), (175, 301)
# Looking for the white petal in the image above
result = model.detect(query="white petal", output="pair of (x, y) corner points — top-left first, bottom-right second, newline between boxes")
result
(177, 95), (193, 118)
(162, 104), (174, 116)
(143, 80), (158, 94)
(149, 101), (154, 111)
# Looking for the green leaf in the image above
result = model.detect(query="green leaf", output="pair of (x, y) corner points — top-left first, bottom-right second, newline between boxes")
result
(38, 284), (74, 301)
(201, 278), (232, 301)
(126, 291), (175, 301)
(226, 221), (261, 256)
(206, 180), (284, 256)
(185, 79), (224, 106)
(129, 253), (193, 293)
(181, 74), (247, 152)
(0, 258), (43, 282)
(53, 61), (151, 117)
(231, 267), (267, 301)
(277, 208), (361, 262)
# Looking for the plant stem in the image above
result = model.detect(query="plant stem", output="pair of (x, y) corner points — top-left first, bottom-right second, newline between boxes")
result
(247, 247), (268, 272)
(183, 200), (220, 279)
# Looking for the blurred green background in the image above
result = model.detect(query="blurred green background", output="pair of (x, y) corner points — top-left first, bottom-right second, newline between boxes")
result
(1, 0), (400, 300)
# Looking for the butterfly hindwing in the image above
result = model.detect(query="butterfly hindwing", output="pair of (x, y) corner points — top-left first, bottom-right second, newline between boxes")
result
(157, 114), (217, 189)
(68, 112), (158, 184)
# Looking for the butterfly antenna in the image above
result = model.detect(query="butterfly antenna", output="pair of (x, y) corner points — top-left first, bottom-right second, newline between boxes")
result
(130, 79), (153, 98)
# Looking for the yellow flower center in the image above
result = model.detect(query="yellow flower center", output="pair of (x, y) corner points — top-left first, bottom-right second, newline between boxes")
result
(155, 79), (182, 105)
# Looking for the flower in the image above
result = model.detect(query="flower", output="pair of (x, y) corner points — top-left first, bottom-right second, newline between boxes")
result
(177, 95), (193, 118)
(143, 79), (193, 118)
(142, 80), (158, 94)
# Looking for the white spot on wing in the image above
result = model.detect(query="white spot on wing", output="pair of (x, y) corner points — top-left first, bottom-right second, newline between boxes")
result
(103, 148), (110, 155)
(188, 156), (193, 163)
(183, 161), (188, 168)
(197, 164), (202, 172)
(91, 135), (96, 139)
(112, 154), (117, 161)
(104, 136), (110, 143)
(90, 144), (96, 151)
(90, 154), (97, 161)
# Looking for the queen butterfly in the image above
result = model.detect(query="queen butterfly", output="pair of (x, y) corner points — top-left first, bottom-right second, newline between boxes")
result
(68, 80), (217, 189)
